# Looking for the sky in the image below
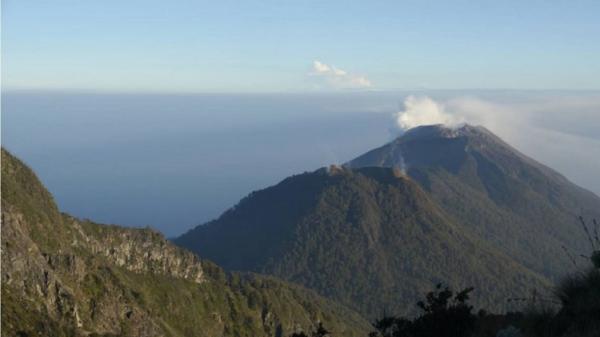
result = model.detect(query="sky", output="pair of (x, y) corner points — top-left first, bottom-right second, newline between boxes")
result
(3, 0), (600, 92)
(3, 90), (600, 236)
(2, 2), (600, 236)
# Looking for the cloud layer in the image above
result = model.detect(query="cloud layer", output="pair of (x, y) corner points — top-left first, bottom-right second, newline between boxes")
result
(310, 61), (372, 89)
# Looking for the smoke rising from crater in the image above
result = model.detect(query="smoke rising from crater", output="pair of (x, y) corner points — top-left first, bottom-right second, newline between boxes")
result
(392, 93), (600, 196)
(395, 95), (461, 130)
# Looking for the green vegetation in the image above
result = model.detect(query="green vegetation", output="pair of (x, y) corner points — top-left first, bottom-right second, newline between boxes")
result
(1, 149), (66, 251)
(370, 284), (477, 337)
(176, 125), (599, 318)
(4, 122), (600, 336)
(1, 148), (370, 337)
(1, 284), (77, 337)
(290, 322), (330, 337)
(513, 217), (600, 337)
(347, 124), (600, 279)
(293, 254), (600, 337)
(176, 167), (552, 317)
(366, 249), (600, 337)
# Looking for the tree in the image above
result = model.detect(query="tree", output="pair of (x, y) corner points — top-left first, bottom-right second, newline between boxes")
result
(372, 284), (476, 337)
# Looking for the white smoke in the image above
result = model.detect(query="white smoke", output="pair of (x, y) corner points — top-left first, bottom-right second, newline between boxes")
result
(395, 95), (461, 129)
(392, 93), (600, 195)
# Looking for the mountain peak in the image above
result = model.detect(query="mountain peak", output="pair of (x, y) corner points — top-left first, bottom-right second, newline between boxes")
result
(345, 123), (514, 172)
(399, 123), (492, 142)
(174, 124), (600, 320)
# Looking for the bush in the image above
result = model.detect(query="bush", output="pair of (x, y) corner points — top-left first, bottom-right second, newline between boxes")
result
(551, 268), (600, 336)
(371, 284), (477, 337)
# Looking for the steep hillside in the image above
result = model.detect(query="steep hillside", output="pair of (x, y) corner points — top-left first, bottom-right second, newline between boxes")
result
(1, 149), (370, 337)
(346, 124), (600, 278)
(176, 166), (552, 317)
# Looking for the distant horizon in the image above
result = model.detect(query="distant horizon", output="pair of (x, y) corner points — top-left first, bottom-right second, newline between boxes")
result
(3, 0), (600, 235)
(4, 88), (600, 98)
(3, 90), (599, 236)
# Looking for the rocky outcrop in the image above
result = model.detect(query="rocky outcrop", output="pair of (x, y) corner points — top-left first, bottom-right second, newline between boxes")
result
(1, 206), (163, 337)
(69, 217), (205, 283)
(1, 148), (370, 337)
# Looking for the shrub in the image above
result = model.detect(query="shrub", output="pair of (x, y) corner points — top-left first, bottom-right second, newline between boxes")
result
(371, 284), (477, 337)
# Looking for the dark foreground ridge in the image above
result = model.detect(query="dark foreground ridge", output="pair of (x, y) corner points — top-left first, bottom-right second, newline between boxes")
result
(1, 148), (370, 337)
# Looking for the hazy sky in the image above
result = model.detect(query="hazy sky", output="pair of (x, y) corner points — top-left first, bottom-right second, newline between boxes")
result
(3, 0), (600, 92)
(3, 91), (600, 236)
(2, 2), (600, 236)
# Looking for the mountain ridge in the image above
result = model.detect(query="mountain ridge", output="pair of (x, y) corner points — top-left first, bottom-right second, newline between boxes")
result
(347, 124), (569, 183)
(176, 124), (600, 317)
(176, 165), (554, 317)
(346, 124), (600, 277)
(1, 148), (370, 337)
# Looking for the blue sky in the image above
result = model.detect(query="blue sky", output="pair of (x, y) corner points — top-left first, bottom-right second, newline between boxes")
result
(2, 0), (600, 92)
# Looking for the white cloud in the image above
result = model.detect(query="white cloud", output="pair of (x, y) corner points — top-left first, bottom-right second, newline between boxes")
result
(332, 67), (347, 76)
(310, 60), (372, 89)
(313, 61), (331, 74)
